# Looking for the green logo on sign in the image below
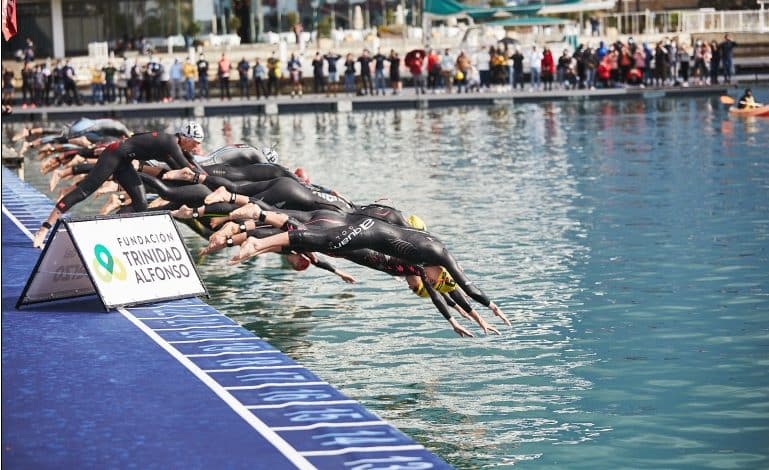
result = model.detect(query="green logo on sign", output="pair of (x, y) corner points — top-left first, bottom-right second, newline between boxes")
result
(92, 244), (127, 282)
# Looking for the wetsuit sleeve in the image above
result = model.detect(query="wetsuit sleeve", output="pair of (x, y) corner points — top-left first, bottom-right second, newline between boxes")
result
(312, 257), (337, 273)
(442, 292), (457, 308)
(420, 269), (452, 321)
(448, 289), (473, 313)
(166, 136), (195, 171)
(246, 225), (284, 239)
(72, 163), (95, 175)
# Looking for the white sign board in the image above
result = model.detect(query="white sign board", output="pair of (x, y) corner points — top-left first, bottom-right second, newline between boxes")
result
(18, 212), (207, 310)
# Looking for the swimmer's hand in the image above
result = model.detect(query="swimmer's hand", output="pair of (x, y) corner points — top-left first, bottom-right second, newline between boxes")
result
(489, 302), (510, 326)
(460, 308), (500, 335)
(335, 270), (357, 284)
(448, 317), (474, 338)
(33, 226), (48, 248)
(228, 237), (259, 265)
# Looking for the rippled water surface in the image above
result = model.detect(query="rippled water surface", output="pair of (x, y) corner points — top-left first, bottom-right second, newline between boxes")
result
(9, 90), (769, 469)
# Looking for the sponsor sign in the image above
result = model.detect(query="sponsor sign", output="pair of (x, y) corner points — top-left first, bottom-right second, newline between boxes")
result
(17, 212), (207, 310)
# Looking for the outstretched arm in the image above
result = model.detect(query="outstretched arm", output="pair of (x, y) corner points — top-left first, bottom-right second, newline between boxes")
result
(417, 269), (473, 338)
(307, 252), (356, 283)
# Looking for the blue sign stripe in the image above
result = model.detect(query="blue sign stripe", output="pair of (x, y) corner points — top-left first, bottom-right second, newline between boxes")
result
(189, 352), (297, 369)
(173, 339), (276, 355)
(210, 368), (322, 387)
(279, 425), (416, 452)
(249, 403), (380, 428)
(229, 384), (348, 406)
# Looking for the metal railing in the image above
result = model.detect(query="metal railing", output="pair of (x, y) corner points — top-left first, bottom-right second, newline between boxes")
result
(602, 9), (768, 36)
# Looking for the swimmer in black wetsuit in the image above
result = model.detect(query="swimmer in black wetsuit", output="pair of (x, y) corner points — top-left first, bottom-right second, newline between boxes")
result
(204, 207), (502, 336)
(17, 117), (132, 155)
(212, 203), (509, 335)
(33, 121), (205, 248)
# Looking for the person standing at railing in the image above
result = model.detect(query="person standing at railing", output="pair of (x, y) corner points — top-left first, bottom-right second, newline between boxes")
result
(510, 47), (524, 91)
(357, 49), (374, 96)
(312, 52), (325, 94)
(170, 58), (183, 101)
(343, 53), (356, 94)
(253, 57), (267, 99)
(709, 40), (720, 85)
(182, 57), (196, 101)
(374, 48), (388, 96)
(102, 61), (117, 103)
(529, 45), (542, 91)
(677, 44), (690, 86)
(719, 33), (737, 85)
(116, 58), (129, 104)
(237, 57), (250, 99)
(196, 55), (210, 99)
(323, 50), (341, 96)
(387, 49), (402, 95)
(217, 53), (232, 100)
(90, 65), (105, 105)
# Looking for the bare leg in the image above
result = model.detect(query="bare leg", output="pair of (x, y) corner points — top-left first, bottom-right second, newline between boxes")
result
(228, 232), (289, 264)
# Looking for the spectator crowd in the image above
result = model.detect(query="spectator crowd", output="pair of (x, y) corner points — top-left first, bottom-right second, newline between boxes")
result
(2, 33), (737, 111)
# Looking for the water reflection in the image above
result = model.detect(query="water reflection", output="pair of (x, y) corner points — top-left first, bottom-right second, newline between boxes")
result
(7, 92), (769, 469)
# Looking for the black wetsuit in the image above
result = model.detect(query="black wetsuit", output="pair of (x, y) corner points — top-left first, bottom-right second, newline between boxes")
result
(56, 131), (196, 213)
(286, 214), (493, 308)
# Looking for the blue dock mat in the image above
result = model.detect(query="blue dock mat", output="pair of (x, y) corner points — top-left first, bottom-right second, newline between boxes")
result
(1, 167), (451, 469)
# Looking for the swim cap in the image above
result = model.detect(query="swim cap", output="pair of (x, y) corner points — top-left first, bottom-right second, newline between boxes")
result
(413, 280), (430, 298)
(407, 214), (426, 230)
(433, 267), (457, 294)
(179, 120), (205, 143)
(288, 254), (310, 271)
(261, 145), (279, 163)
(411, 268), (457, 298)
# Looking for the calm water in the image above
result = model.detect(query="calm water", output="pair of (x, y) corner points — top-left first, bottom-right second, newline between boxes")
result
(9, 89), (769, 469)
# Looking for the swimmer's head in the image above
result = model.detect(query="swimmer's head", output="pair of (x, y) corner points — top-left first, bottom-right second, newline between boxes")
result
(409, 268), (458, 298)
(261, 145), (279, 163)
(294, 167), (310, 184)
(286, 253), (311, 271)
(407, 214), (427, 230)
(433, 267), (457, 293)
(179, 120), (205, 143)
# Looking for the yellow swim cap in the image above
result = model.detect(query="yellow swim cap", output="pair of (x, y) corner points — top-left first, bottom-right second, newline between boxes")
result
(413, 280), (430, 298)
(407, 214), (426, 230)
(411, 268), (457, 298)
(433, 267), (457, 294)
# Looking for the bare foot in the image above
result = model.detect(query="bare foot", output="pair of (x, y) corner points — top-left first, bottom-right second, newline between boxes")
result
(203, 186), (232, 205)
(211, 221), (240, 241)
(94, 181), (120, 198)
(12, 127), (29, 142)
(65, 155), (85, 167)
(40, 158), (60, 175)
(49, 169), (64, 192)
(148, 197), (169, 208)
(228, 203), (262, 221)
(99, 193), (125, 215)
(209, 216), (229, 228)
(171, 205), (194, 219)
(162, 167), (196, 182)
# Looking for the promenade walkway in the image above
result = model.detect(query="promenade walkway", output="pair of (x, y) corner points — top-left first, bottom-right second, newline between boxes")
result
(2, 84), (731, 123)
(1, 167), (451, 469)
